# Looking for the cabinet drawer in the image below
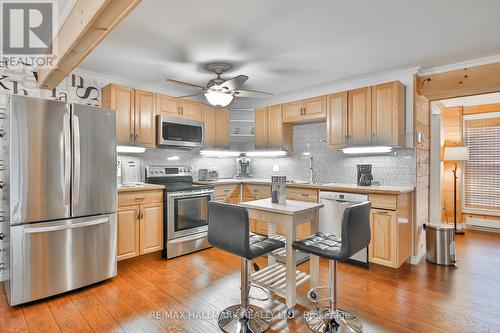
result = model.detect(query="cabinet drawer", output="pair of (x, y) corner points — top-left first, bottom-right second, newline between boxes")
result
(118, 190), (163, 207)
(286, 187), (318, 202)
(369, 194), (397, 210)
(214, 184), (238, 197)
(244, 184), (271, 200)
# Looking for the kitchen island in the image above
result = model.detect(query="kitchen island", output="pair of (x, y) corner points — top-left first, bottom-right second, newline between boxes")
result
(198, 178), (414, 268)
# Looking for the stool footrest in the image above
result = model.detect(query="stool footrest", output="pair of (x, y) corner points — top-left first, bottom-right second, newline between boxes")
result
(250, 263), (309, 297)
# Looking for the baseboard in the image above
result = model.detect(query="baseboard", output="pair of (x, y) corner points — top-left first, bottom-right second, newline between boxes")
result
(466, 217), (500, 233)
(410, 247), (426, 265)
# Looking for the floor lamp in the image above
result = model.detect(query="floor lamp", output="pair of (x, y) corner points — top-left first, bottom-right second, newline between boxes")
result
(443, 146), (469, 234)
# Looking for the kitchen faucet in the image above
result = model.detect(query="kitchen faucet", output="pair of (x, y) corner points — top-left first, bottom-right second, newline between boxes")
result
(303, 146), (316, 184)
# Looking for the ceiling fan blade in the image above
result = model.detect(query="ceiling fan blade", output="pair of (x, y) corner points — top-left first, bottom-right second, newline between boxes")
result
(166, 79), (206, 90)
(219, 75), (249, 91)
(233, 89), (274, 97)
(176, 93), (204, 98)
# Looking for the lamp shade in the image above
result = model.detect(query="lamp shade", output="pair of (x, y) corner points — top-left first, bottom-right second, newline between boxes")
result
(443, 146), (469, 161)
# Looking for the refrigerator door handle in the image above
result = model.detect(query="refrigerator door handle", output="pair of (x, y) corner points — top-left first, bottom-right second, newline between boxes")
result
(24, 217), (109, 234)
(63, 110), (71, 207)
(72, 114), (81, 204)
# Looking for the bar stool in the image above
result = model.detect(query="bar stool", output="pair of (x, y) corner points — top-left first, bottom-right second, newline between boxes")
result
(292, 201), (371, 333)
(208, 201), (285, 333)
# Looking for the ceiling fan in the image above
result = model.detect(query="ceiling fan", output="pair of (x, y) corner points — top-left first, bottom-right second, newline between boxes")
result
(166, 62), (273, 107)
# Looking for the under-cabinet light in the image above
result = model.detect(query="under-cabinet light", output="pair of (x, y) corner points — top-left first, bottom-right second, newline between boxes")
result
(116, 145), (146, 154)
(245, 150), (288, 157)
(342, 146), (393, 155)
(200, 150), (241, 157)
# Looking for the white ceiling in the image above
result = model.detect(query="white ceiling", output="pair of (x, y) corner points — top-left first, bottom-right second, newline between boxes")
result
(79, 0), (500, 99)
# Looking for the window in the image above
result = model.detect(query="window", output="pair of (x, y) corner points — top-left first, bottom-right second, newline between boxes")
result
(463, 112), (500, 213)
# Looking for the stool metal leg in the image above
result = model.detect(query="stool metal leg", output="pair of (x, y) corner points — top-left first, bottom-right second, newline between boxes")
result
(218, 258), (273, 333)
(304, 260), (363, 333)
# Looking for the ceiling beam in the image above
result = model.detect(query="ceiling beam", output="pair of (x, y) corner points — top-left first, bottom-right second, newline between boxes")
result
(417, 62), (500, 101)
(38, 0), (142, 90)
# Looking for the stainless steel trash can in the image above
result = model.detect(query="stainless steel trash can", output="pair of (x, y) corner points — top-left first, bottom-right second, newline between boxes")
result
(424, 224), (456, 265)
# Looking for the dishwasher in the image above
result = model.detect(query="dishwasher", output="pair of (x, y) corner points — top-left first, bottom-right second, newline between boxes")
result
(319, 191), (369, 267)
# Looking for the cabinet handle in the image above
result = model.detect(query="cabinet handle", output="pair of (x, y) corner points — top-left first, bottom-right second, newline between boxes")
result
(134, 197), (145, 201)
(0, 181), (4, 189)
(181, 106), (184, 115)
(344, 135), (348, 144)
(301, 193), (308, 197)
(130, 133), (134, 144)
(372, 133), (376, 142)
(135, 134), (138, 143)
(0, 128), (4, 138)
(140, 210), (144, 219)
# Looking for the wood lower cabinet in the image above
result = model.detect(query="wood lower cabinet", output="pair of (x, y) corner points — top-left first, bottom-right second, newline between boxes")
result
(214, 184), (240, 203)
(117, 205), (140, 260)
(117, 190), (163, 261)
(368, 192), (411, 268)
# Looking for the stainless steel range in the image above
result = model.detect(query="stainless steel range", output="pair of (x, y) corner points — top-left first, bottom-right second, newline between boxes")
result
(145, 166), (214, 259)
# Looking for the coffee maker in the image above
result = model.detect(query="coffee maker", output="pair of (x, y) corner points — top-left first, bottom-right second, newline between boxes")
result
(357, 164), (373, 186)
(236, 154), (251, 178)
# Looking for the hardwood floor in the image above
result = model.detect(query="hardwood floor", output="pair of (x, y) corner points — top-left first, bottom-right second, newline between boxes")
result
(1, 230), (500, 333)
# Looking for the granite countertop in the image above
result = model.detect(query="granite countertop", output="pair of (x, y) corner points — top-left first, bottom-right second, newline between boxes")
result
(195, 178), (414, 195)
(117, 183), (165, 193)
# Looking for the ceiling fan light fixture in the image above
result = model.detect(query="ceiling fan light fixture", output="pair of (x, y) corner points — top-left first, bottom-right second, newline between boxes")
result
(204, 90), (233, 107)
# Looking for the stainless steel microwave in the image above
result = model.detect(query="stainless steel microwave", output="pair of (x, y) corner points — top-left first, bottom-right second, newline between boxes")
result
(157, 115), (204, 148)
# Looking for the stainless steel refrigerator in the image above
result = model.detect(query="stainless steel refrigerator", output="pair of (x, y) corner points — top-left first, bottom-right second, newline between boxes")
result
(0, 93), (117, 306)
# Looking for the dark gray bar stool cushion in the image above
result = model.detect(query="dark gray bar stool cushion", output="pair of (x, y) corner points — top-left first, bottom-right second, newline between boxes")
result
(292, 201), (371, 261)
(208, 201), (284, 260)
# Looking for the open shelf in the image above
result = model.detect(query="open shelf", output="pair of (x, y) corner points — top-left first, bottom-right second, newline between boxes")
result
(250, 263), (310, 297)
(268, 235), (311, 265)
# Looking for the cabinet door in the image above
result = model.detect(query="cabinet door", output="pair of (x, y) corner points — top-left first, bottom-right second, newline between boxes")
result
(139, 202), (163, 255)
(103, 84), (135, 145)
(327, 92), (348, 149)
(369, 209), (397, 267)
(202, 104), (217, 147)
(117, 205), (140, 261)
(158, 94), (180, 117)
(135, 90), (156, 148)
(267, 104), (284, 148)
(303, 96), (327, 121)
(348, 87), (372, 145)
(180, 100), (203, 121)
(216, 107), (230, 148)
(283, 100), (304, 123)
(255, 107), (268, 149)
(372, 81), (406, 146)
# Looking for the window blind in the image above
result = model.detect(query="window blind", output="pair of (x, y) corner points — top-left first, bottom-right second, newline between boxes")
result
(463, 114), (500, 211)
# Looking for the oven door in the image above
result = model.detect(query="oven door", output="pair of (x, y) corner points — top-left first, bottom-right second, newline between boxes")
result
(157, 115), (204, 148)
(167, 190), (214, 240)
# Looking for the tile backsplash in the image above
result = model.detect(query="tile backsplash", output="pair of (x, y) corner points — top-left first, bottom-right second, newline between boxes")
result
(119, 122), (416, 187)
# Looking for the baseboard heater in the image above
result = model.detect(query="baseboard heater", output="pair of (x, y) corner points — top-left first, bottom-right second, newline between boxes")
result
(465, 217), (500, 233)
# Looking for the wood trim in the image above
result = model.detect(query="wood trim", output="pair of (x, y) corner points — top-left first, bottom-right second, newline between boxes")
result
(463, 103), (500, 115)
(417, 62), (500, 101)
(38, 0), (142, 89)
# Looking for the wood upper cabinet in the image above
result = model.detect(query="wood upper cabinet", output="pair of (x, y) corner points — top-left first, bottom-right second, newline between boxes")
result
(117, 190), (163, 261)
(348, 86), (372, 146)
(202, 105), (230, 148)
(255, 105), (292, 150)
(102, 84), (156, 147)
(157, 94), (203, 121)
(102, 84), (135, 146)
(283, 96), (327, 123)
(117, 205), (140, 261)
(139, 202), (163, 254)
(179, 100), (203, 121)
(157, 94), (179, 117)
(283, 100), (304, 123)
(216, 107), (230, 148)
(371, 81), (406, 146)
(255, 107), (268, 148)
(135, 90), (156, 148)
(327, 92), (348, 148)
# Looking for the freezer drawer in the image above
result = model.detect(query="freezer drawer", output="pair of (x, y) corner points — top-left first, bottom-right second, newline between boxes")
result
(6, 214), (117, 306)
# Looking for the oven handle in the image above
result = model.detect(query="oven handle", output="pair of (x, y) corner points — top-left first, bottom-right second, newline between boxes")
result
(168, 190), (215, 199)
